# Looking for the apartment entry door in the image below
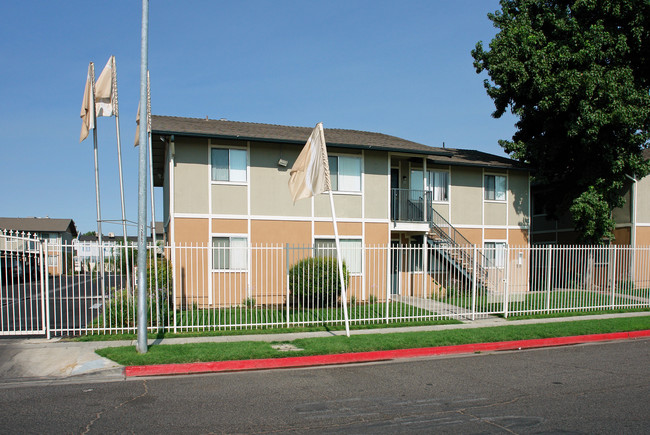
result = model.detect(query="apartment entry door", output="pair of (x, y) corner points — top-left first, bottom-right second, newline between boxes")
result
(390, 240), (400, 295)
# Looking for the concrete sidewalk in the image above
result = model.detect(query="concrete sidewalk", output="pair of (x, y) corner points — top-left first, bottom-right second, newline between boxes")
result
(1, 312), (648, 385)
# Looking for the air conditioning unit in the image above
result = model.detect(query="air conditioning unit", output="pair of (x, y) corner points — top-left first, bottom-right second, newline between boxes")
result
(108, 232), (115, 238)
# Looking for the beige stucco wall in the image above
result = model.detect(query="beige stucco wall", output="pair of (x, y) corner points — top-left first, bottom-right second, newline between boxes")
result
(508, 171), (530, 227)
(484, 202), (507, 226)
(635, 176), (650, 224)
(450, 166), (482, 226)
(432, 203), (450, 221)
(174, 137), (209, 214)
(211, 184), (247, 215)
(364, 150), (389, 219)
(314, 194), (362, 218)
(249, 142), (310, 217)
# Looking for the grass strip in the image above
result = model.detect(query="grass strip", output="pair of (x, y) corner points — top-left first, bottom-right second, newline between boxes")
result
(96, 315), (650, 366)
(74, 318), (461, 342)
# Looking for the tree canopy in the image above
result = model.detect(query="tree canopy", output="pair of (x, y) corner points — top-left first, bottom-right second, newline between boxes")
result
(472, 0), (650, 243)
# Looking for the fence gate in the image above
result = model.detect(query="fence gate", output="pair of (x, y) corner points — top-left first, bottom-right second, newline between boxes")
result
(0, 232), (47, 336)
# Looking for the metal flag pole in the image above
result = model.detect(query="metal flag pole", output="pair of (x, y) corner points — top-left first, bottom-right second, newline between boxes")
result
(146, 71), (160, 326)
(112, 55), (132, 293)
(137, 0), (150, 354)
(319, 124), (350, 337)
(90, 62), (106, 324)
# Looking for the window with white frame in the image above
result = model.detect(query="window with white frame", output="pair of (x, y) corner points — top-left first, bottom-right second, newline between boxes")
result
(410, 170), (449, 201)
(484, 242), (507, 268)
(484, 174), (506, 201)
(314, 238), (362, 274)
(211, 148), (247, 182)
(328, 155), (361, 192)
(427, 170), (449, 201)
(212, 236), (248, 270)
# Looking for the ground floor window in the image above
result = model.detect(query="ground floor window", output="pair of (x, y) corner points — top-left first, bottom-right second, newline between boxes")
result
(212, 236), (248, 270)
(314, 238), (362, 274)
(484, 242), (507, 268)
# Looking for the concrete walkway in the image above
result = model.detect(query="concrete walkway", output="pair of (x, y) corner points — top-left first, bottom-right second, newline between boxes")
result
(0, 311), (648, 386)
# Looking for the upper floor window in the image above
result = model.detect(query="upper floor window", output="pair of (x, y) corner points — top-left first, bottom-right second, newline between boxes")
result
(484, 174), (506, 201)
(328, 156), (361, 192)
(211, 148), (247, 182)
(427, 171), (449, 202)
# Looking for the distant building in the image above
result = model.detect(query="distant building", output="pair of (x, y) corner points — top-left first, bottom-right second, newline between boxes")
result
(0, 217), (78, 275)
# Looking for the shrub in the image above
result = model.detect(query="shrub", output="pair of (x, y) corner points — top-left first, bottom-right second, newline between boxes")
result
(288, 257), (349, 307)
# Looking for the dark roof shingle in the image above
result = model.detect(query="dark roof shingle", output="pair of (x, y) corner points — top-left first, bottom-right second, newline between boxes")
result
(0, 217), (77, 237)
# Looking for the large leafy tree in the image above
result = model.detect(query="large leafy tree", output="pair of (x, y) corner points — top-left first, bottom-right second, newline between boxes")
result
(472, 0), (650, 243)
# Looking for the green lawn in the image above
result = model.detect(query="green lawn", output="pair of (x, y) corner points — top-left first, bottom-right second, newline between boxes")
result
(95, 315), (650, 366)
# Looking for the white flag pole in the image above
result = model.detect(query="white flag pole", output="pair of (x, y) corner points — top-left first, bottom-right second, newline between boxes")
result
(112, 56), (131, 293)
(319, 125), (350, 337)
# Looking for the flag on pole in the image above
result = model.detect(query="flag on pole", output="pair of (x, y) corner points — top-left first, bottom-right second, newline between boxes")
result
(95, 56), (114, 117)
(288, 123), (331, 203)
(79, 63), (95, 142)
(134, 71), (151, 146)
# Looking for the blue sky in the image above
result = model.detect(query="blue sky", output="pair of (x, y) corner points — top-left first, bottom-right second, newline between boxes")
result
(0, 0), (517, 235)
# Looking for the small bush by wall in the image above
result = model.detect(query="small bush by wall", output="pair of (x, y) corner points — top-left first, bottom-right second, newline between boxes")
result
(288, 257), (349, 307)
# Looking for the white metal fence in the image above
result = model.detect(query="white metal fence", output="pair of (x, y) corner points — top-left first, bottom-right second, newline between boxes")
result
(2, 234), (649, 337)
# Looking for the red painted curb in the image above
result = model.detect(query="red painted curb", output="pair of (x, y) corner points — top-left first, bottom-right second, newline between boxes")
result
(124, 329), (650, 377)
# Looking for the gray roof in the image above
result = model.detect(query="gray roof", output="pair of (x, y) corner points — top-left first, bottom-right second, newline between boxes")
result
(0, 217), (77, 237)
(152, 115), (448, 155)
(150, 115), (529, 185)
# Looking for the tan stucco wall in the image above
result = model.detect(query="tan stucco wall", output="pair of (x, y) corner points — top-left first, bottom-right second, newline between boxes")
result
(250, 220), (311, 245)
(484, 202), (507, 226)
(364, 150), (389, 219)
(175, 218), (209, 245)
(211, 219), (248, 234)
(174, 137), (209, 214)
(314, 222), (362, 237)
(365, 223), (389, 245)
(508, 171), (530, 227)
(314, 194), (362, 218)
(249, 142), (310, 217)
(508, 228), (529, 246)
(636, 227), (650, 246)
(450, 166), (482, 226)
(485, 228), (507, 240)
(211, 184), (247, 215)
(456, 228), (482, 246)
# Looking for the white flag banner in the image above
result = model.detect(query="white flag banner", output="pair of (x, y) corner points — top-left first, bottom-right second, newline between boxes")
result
(95, 56), (114, 117)
(288, 123), (331, 203)
(79, 63), (95, 142)
(134, 71), (151, 146)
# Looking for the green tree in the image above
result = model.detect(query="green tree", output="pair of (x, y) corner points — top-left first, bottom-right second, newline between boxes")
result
(472, 0), (650, 243)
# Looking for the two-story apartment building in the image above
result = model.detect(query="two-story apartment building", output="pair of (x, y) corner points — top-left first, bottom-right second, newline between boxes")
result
(150, 115), (530, 306)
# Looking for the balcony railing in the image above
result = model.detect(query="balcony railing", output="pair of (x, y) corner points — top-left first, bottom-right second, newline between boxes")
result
(390, 189), (431, 222)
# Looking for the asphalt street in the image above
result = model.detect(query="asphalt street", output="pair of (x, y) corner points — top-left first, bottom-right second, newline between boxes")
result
(0, 338), (648, 434)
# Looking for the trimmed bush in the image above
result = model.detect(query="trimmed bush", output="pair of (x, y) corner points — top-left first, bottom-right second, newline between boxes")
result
(288, 257), (349, 307)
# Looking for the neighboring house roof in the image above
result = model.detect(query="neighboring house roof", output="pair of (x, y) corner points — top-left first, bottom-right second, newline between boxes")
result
(77, 222), (164, 243)
(0, 217), (78, 237)
(150, 115), (530, 185)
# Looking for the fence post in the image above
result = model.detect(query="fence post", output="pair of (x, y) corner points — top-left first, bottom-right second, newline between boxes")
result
(610, 246), (617, 309)
(43, 240), (51, 339)
(471, 245), (477, 321)
(285, 243), (290, 328)
(503, 245), (510, 318)
(545, 245), (552, 313)
(172, 242), (177, 334)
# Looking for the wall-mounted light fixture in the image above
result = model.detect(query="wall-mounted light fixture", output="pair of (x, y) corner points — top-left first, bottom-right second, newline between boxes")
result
(278, 159), (288, 167)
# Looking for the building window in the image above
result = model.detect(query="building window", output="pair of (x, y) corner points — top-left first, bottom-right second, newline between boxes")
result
(484, 242), (507, 268)
(211, 148), (247, 182)
(484, 175), (506, 201)
(328, 156), (361, 192)
(314, 238), (362, 274)
(427, 171), (449, 202)
(212, 236), (248, 270)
